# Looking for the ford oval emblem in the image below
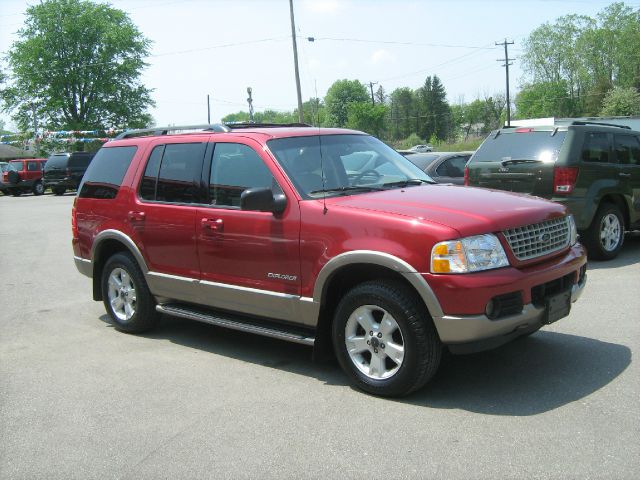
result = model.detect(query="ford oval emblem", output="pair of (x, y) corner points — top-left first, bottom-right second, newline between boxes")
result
(539, 233), (552, 244)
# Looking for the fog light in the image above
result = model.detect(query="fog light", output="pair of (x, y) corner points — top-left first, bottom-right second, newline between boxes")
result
(485, 299), (496, 319)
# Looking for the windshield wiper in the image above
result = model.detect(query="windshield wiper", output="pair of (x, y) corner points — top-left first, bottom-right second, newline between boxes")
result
(309, 185), (384, 196)
(381, 178), (434, 189)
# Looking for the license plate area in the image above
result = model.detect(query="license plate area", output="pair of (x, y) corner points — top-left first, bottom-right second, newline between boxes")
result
(544, 290), (571, 324)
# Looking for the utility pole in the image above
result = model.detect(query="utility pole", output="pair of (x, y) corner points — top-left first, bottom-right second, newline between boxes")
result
(247, 87), (254, 123)
(289, 0), (304, 123)
(496, 38), (515, 127)
(207, 94), (211, 124)
(368, 81), (378, 106)
(31, 102), (38, 155)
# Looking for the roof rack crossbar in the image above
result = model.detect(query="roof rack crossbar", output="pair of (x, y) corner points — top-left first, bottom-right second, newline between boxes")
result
(115, 123), (231, 139)
(570, 120), (631, 129)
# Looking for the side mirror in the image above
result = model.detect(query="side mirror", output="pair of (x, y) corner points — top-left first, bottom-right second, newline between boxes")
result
(240, 187), (287, 215)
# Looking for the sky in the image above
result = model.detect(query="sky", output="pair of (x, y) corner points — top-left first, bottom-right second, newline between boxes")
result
(0, 0), (634, 130)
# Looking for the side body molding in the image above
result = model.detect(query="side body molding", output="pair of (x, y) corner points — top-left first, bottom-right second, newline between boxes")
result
(313, 250), (445, 319)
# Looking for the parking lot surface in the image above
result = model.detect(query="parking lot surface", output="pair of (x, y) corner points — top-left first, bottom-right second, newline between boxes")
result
(1, 194), (639, 479)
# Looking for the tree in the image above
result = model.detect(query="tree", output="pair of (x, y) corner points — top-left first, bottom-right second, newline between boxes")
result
(600, 87), (640, 116)
(389, 87), (416, 140)
(515, 81), (578, 119)
(0, 0), (154, 131)
(416, 75), (451, 141)
(375, 85), (387, 105)
(346, 103), (388, 137)
(324, 79), (369, 127)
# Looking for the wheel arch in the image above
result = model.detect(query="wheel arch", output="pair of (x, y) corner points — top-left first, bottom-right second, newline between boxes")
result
(91, 230), (149, 301)
(599, 194), (630, 230)
(311, 251), (443, 360)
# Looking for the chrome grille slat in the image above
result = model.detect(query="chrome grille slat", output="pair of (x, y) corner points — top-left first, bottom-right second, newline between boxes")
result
(503, 216), (570, 260)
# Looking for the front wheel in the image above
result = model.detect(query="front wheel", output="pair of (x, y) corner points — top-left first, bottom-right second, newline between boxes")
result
(582, 203), (624, 260)
(101, 252), (159, 333)
(332, 280), (442, 397)
(53, 187), (65, 195)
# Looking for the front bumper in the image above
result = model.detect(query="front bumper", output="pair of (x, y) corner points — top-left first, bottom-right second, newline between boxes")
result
(429, 243), (587, 349)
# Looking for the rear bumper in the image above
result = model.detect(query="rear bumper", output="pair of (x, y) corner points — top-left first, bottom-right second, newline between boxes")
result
(428, 243), (587, 347)
(44, 178), (77, 189)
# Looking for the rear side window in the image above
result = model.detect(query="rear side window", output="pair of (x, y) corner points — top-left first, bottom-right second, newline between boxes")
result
(614, 135), (640, 166)
(69, 155), (92, 168)
(581, 133), (610, 163)
(472, 131), (566, 163)
(435, 155), (469, 177)
(139, 143), (206, 204)
(27, 161), (40, 171)
(79, 146), (137, 199)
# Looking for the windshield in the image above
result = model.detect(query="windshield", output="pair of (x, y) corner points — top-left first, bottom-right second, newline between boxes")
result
(472, 131), (567, 163)
(267, 134), (433, 198)
(0, 163), (8, 173)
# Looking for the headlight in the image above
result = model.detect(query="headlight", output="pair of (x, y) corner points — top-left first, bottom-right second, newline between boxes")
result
(567, 214), (578, 246)
(431, 234), (509, 273)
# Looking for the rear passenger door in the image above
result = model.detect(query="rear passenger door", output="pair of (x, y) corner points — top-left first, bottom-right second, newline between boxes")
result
(613, 133), (640, 227)
(196, 139), (302, 323)
(130, 139), (208, 303)
(433, 154), (470, 185)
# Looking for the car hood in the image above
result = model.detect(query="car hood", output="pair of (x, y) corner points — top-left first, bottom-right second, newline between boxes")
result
(326, 184), (567, 237)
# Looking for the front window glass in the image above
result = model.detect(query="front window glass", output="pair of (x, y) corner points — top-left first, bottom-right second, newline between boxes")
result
(209, 143), (279, 207)
(267, 134), (432, 198)
(27, 161), (40, 171)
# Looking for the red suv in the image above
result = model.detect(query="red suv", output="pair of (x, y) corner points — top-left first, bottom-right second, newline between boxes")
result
(72, 124), (587, 396)
(3, 158), (48, 196)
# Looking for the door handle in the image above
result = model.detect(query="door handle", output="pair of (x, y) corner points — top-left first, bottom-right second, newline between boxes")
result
(201, 218), (224, 232)
(128, 211), (145, 222)
(618, 172), (631, 178)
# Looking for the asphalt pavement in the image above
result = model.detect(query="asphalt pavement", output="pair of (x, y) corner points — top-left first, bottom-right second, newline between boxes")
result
(1, 193), (639, 479)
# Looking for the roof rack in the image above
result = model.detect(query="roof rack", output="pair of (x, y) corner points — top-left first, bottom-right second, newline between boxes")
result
(224, 122), (313, 129)
(115, 123), (231, 139)
(569, 120), (630, 129)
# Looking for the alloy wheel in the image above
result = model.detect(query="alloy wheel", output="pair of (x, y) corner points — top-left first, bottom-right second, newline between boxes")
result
(107, 267), (137, 322)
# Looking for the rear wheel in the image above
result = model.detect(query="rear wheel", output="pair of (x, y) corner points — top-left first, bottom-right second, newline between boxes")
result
(32, 181), (44, 196)
(53, 187), (65, 195)
(332, 280), (441, 397)
(582, 203), (624, 260)
(101, 252), (158, 333)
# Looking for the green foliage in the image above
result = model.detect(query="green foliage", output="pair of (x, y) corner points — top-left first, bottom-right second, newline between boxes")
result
(600, 87), (640, 116)
(0, 0), (153, 131)
(324, 79), (369, 127)
(416, 75), (451, 141)
(515, 81), (578, 118)
(435, 137), (484, 153)
(394, 133), (425, 150)
(346, 103), (388, 137)
(521, 2), (640, 115)
(389, 87), (416, 140)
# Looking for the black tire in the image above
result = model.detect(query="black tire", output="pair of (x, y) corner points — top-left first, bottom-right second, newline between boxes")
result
(7, 170), (20, 185)
(32, 181), (44, 196)
(53, 187), (66, 196)
(332, 280), (442, 397)
(582, 203), (625, 261)
(101, 252), (159, 333)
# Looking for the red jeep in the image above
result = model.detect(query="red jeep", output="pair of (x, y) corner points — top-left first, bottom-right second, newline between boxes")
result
(72, 124), (587, 396)
(3, 158), (48, 196)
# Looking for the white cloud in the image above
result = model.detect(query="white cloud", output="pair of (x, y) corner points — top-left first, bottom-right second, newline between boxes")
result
(371, 49), (395, 65)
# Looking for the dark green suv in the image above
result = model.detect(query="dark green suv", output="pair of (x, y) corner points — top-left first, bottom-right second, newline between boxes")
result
(465, 122), (640, 260)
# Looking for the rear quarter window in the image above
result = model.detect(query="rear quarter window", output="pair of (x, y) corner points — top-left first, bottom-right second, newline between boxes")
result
(78, 146), (137, 199)
(45, 155), (69, 170)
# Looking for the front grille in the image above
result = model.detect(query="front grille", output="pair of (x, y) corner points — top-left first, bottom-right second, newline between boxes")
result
(503, 216), (570, 261)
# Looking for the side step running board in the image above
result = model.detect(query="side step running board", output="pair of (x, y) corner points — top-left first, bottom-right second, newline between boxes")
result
(156, 304), (315, 346)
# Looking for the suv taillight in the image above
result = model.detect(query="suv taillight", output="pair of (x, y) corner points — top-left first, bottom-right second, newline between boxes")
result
(464, 166), (469, 186)
(553, 166), (579, 194)
(71, 197), (78, 238)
